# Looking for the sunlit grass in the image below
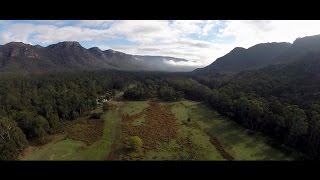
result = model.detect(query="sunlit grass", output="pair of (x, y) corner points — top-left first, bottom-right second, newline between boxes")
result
(21, 99), (296, 160)
(21, 106), (121, 160)
(122, 101), (149, 115)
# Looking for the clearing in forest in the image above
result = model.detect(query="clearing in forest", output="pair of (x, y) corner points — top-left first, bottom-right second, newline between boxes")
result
(20, 99), (295, 160)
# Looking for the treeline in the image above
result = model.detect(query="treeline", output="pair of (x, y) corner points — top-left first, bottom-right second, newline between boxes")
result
(203, 58), (320, 159)
(179, 57), (320, 159)
(123, 77), (184, 101)
(0, 71), (131, 160)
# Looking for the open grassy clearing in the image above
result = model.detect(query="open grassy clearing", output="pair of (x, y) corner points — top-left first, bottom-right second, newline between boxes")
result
(182, 102), (294, 160)
(20, 98), (295, 160)
(143, 101), (223, 160)
(122, 101), (149, 115)
(142, 100), (293, 160)
(108, 100), (178, 160)
(20, 102), (121, 160)
(20, 138), (85, 160)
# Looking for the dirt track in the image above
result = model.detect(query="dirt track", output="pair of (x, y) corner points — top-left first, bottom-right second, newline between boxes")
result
(210, 136), (234, 160)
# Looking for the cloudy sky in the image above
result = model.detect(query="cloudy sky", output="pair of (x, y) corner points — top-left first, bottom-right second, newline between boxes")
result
(1, 20), (320, 68)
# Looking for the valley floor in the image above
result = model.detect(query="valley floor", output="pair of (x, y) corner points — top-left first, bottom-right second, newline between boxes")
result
(19, 98), (296, 160)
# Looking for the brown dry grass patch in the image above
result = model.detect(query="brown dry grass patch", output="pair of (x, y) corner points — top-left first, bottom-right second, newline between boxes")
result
(108, 100), (178, 160)
(65, 118), (104, 145)
(122, 100), (177, 150)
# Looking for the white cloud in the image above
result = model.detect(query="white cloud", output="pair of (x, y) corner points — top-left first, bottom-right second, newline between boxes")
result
(111, 37), (234, 67)
(0, 23), (34, 43)
(0, 20), (11, 25)
(164, 59), (204, 67)
(220, 20), (320, 48)
(108, 20), (180, 44)
(33, 20), (70, 26)
(170, 20), (204, 35)
(78, 20), (114, 27)
(202, 20), (217, 36)
(0, 23), (114, 45)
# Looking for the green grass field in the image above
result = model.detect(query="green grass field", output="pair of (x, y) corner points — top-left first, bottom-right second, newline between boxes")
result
(20, 99), (296, 160)
(185, 102), (294, 160)
(20, 107), (121, 160)
(144, 101), (294, 160)
(144, 101), (223, 160)
(21, 139), (85, 160)
(122, 101), (149, 115)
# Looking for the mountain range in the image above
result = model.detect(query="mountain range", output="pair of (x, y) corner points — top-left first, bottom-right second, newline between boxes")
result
(0, 41), (194, 72)
(2, 34), (320, 74)
(194, 34), (320, 75)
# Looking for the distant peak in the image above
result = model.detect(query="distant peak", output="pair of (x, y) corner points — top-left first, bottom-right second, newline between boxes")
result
(106, 49), (116, 52)
(105, 49), (120, 54)
(89, 47), (102, 52)
(104, 49), (131, 56)
(254, 42), (291, 46)
(234, 47), (246, 50)
(48, 41), (82, 49)
(230, 47), (246, 53)
(293, 34), (320, 44)
(248, 42), (291, 49)
(61, 41), (81, 45)
(34, 45), (43, 48)
(3, 42), (30, 47)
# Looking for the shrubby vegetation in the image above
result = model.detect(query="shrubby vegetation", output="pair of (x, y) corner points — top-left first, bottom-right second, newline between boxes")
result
(123, 77), (183, 101)
(0, 117), (28, 160)
(129, 136), (143, 151)
(90, 113), (103, 119)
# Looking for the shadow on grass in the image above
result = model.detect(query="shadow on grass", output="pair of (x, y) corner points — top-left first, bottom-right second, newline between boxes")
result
(251, 146), (291, 160)
(191, 103), (296, 160)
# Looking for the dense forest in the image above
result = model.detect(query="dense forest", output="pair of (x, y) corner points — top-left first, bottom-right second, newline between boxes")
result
(2, 54), (320, 160)
(0, 71), (132, 160)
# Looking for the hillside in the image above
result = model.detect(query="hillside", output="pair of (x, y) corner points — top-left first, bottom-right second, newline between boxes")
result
(193, 42), (291, 75)
(0, 41), (193, 72)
